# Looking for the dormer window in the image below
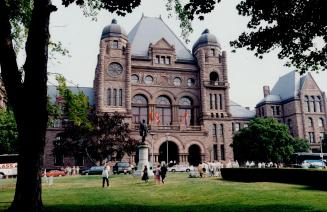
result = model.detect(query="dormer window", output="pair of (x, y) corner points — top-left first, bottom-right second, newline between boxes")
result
(160, 56), (165, 64)
(111, 40), (119, 48)
(154, 55), (172, 65)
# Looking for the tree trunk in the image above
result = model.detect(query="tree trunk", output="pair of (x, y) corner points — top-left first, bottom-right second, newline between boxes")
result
(0, 0), (56, 211)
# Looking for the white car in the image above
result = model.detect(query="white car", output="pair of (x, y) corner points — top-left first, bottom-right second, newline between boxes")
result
(167, 165), (193, 172)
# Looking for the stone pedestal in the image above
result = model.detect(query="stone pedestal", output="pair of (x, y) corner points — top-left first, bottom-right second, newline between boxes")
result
(134, 143), (154, 176)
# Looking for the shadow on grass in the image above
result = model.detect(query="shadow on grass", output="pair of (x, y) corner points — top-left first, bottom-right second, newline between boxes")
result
(46, 204), (313, 212)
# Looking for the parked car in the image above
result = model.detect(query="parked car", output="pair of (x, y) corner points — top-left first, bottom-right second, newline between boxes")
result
(301, 160), (326, 169)
(167, 164), (192, 172)
(113, 162), (132, 174)
(42, 170), (66, 177)
(82, 166), (104, 175)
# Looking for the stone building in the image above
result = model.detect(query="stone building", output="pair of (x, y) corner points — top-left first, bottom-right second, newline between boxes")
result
(256, 71), (327, 152)
(44, 16), (255, 168)
(91, 16), (255, 166)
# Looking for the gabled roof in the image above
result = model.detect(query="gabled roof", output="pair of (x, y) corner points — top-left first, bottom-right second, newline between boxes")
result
(128, 16), (194, 61)
(270, 71), (301, 100)
(47, 85), (94, 106)
(229, 100), (256, 118)
(257, 71), (317, 105)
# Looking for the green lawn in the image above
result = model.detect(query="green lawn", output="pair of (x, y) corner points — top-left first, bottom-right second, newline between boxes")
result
(1, 173), (327, 211)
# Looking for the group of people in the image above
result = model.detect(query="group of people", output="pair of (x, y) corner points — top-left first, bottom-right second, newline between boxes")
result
(62, 166), (80, 176)
(195, 161), (224, 178)
(142, 164), (168, 184)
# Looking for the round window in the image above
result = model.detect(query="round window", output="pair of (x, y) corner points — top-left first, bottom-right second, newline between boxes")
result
(131, 74), (139, 84)
(144, 75), (154, 85)
(174, 77), (182, 86)
(107, 63), (123, 77)
(187, 78), (195, 87)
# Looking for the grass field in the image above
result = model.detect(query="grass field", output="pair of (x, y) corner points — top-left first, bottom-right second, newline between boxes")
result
(1, 173), (327, 211)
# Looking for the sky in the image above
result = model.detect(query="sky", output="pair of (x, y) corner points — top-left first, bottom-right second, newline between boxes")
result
(48, 0), (327, 109)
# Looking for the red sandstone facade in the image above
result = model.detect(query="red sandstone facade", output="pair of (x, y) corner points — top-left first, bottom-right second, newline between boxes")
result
(44, 16), (326, 168)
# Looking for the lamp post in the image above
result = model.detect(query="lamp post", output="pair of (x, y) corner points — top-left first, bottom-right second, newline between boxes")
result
(150, 132), (155, 164)
(320, 139), (324, 162)
(165, 133), (170, 164)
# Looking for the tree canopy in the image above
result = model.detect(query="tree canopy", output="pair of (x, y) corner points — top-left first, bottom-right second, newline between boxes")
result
(230, 0), (327, 74)
(55, 112), (138, 165)
(232, 118), (309, 163)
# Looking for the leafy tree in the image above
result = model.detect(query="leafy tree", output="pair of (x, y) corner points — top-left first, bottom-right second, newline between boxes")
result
(0, 108), (18, 154)
(322, 132), (327, 153)
(232, 118), (309, 163)
(1, 0), (325, 211)
(54, 111), (138, 165)
(292, 138), (310, 153)
(230, 0), (327, 74)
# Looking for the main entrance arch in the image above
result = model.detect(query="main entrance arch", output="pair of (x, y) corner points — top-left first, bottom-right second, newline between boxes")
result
(188, 144), (201, 166)
(158, 141), (179, 164)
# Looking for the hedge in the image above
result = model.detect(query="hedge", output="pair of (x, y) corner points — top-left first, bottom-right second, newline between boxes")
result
(221, 168), (327, 189)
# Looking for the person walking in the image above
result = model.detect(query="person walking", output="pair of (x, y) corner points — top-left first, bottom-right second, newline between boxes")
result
(141, 165), (149, 182)
(160, 164), (167, 183)
(102, 166), (110, 188)
(154, 165), (161, 184)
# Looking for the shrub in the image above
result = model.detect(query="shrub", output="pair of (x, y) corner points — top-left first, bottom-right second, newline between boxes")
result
(221, 168), (327, 189)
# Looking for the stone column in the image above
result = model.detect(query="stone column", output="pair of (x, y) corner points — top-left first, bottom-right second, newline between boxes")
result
(125, 43), (132, 114)
(197, 49), (209, 117)
(221, 51), (231, 117)
(97, 40), (106, 112)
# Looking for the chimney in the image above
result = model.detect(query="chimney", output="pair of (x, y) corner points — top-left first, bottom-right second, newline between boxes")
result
(263, 86), (270, 97)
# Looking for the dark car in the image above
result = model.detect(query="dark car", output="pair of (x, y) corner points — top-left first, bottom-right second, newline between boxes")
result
(82, 166), (104, 175)
(113, 162), (132, 174)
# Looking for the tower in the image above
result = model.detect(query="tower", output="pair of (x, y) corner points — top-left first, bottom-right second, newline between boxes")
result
(193, 29), (230, 120)
(94, 19), (132, 115)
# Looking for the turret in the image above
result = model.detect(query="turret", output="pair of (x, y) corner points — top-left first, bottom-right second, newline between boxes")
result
(193, 29), (230, 119)
(94, 19), (131, 114)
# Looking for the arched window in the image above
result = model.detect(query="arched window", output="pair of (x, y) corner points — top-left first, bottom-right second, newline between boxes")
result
(219, 94), (223, 110)
(318, 118), (324, 127)
(113, 89), (117, 106)
(156, 96), (171, 125)
(119, 89), (123, 106)
(107, 88), (111, 106)
(316, 96), (322, 112)
(132, 95), (148, 124)
(310, 96), (316, 112)
(212, 124), (217, 136)
(179, 97), (193, 126)
(219, 124), (224, 135)
(214, 94), (218, 109)
(209, 72), (219, 84)
(209, 94), (213, 109)
(304, 96), (310, 112)
(308, 117), (313, 127)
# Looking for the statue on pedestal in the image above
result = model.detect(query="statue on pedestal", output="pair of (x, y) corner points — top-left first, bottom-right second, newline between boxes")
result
(139, 119), (148, 144)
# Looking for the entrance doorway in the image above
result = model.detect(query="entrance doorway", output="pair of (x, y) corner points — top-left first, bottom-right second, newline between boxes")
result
(159, 141), (179, 165)
(188, 144), (201, 166)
